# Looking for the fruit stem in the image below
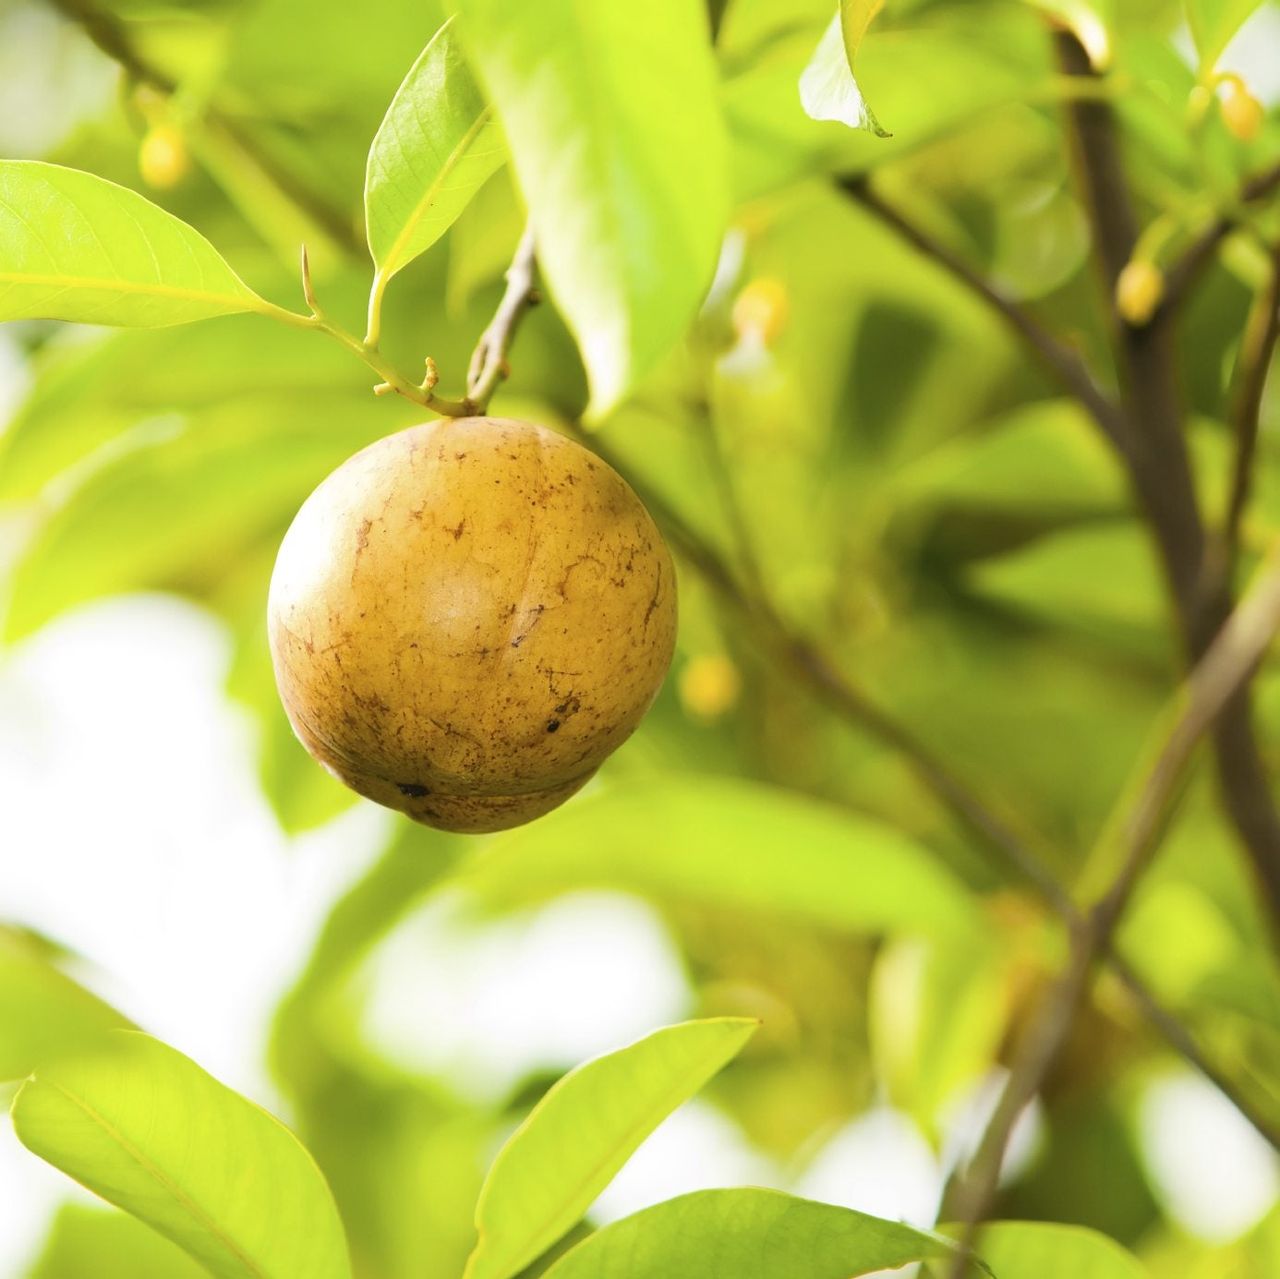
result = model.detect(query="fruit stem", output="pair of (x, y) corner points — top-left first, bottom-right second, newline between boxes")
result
(465, 225), (541, 414)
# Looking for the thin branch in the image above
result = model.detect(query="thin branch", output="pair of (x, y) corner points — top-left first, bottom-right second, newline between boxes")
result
(1221, 247), (1280, 574)
(1161, 161), (1280, 317)
(465, 226), (540, 414)
(839, 176), (1134, 458)
(1108, 950), (1280, 1149)
(942, 545), (1280, 1271)
(567, 420), (1278, 1152)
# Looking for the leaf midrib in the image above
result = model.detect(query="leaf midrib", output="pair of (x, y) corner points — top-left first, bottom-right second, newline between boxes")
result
(0, 270), (254, 309)
(376, 106), (495, 279)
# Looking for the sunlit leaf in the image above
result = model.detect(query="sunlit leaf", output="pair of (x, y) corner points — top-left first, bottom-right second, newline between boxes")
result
(1185, 0), (1265, 69)
(27, 1204), (209, 1279)
(0, 162), (274, 327)
(365, 17), (506, 298)
(464, 1019), (758, 1279)
(0, 388), (417, 642)
(450, 0), (729, 415)
(869, 929), (1016, 1134)
(12, 1031), (353, 1279)
(0, 928), (129, 1082)
(799, 6), (890, 137)
(540, 1188), (959, 1279)
(969, 1220), (1147, 1278)
(457, 776), (977, 937)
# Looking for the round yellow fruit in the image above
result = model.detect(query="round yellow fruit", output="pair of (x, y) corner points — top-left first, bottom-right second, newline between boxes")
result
(268, 417), (677, 833)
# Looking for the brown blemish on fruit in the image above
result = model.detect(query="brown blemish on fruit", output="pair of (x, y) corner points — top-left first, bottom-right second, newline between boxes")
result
(268, 416), (676, 834)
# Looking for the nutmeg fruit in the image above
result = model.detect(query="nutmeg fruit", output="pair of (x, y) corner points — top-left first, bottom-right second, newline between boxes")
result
(268, 417), (676, 833)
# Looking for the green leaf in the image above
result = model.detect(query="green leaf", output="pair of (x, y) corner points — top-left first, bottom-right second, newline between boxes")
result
(449, 0), (729, 415)
(365, 17), (506, 297)
(540, 1188), (958, 1279)
(457, 776), (977, 937)
(12, 1031), (353, 1279)
(464, 1019), (758, 1279)
(0, 162), (273, 327)
(799, 6), (890, 137)
(28, 1204), (210, 1279)
(969, 1220), (1148, 1278)
(868, 930), (1014, 1135)
(1185, 0), (1265, 69)
(0, 927), (130, 1082)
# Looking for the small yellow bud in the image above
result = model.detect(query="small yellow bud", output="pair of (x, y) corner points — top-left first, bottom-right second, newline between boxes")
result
(1115, 259), (1164, 326)
(138, 125), (191, 190)
(1221, 80), (1264, 142)
(678, 653), (741, 722)
(731, 278), (789, 346)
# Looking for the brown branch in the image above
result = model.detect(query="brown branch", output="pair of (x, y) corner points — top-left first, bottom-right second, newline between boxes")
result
(942, 546), (1280, 1270)
(1054, 31), (1280, 929)
(464, 226), (540, 414)
(1221, 248), (1280, 575)
(839, 176), (1134, 459)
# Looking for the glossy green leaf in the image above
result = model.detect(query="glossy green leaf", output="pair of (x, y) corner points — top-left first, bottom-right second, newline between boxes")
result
(540, 1188), (958, 1279)
(458, 776), (977, 937)
(971, 1220), (1148, 1278)
(450, 0), (729, 415)
(12, 1031), (353, 1279)
(365, 18), (506, 296)
(799, 6), (889, 137)
(0, 928), (129, 1082)
(0, 162), (272, 327)
(1186, 0), (1265, 68)
(464, 1019), (758, 1279)
(28, 1204), (209, 1279)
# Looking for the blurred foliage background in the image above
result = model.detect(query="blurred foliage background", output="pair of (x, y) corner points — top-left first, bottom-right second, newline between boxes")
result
(1, 0), (1279, 1275)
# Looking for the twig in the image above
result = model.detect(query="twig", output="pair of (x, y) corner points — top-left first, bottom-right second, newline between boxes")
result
(1161, 162), (1280, 318)
(839, 176), (1134, 459)
(1221, 248), (1280, 575)
(1108, 951), (1280, 1149)
(465, 226), (540, 414)
(942, 545), (1280, 1272)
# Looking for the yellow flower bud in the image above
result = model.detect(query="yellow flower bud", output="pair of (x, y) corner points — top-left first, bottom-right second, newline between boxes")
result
(731, 278), (789, 346)
(678, 653), (742, 722)
(1221, 80), (1264, 142)
(1115, 259), (1164, 326)
(138, 125), (191, 190)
